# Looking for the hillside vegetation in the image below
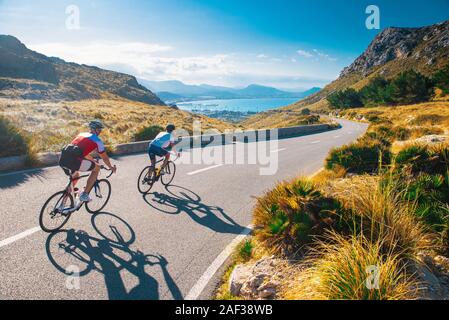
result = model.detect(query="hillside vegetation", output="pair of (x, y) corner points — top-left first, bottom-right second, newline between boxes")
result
(0, 98), (234, 156)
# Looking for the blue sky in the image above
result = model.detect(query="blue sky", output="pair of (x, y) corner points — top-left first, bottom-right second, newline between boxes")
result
(1, 0), (449, 89)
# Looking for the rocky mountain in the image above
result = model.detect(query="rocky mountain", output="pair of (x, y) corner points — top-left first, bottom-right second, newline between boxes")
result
(341, 20), (449, 77)
(0, 35), (164, 105)
(140, 79), (321, 102)
(297, 20), (449, 106)
(244, 19), (449, 128)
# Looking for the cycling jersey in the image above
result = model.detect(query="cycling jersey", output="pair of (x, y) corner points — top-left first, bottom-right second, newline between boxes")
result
(150, 132), (175, 149)
(71, 132), (106, 157)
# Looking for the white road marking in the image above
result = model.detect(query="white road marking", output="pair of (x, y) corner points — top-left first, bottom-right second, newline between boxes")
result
(185, 224), (253, 300)
(270, 148), (286, 153)
(310, 140), (321, 144)
(333, 135), (341, 138)
(0, 227), (41, 248)
(187, 164), (224, 176)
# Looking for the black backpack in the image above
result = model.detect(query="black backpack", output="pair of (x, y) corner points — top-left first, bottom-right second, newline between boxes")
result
(59, 144), (83, 170)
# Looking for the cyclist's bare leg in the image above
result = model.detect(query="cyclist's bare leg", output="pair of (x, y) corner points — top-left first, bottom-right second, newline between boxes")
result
(69, 172), (80, 193)
(162, 153), (170, 168)
(85, 164), (100, 193)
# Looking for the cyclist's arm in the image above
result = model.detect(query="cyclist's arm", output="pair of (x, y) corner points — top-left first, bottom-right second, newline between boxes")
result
(99, 152), (115, 170)
(84, 154), (95, 161)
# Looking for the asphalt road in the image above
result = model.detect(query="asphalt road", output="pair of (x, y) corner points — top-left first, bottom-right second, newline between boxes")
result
(0, 119), (368, 300)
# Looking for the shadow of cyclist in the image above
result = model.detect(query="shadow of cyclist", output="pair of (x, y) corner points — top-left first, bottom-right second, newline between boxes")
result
(143, 185), (250, 235)
(45, 212), (182, 300)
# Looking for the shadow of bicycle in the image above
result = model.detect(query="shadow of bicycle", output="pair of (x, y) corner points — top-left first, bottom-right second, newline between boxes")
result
(143, 185), (250, 235)
(45, 212), (182, 300)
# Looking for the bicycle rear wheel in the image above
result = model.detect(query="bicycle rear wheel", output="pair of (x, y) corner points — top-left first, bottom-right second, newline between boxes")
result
(161, 161), (176, 186)
(137, 166), (156, 194)
(39, 191), (74, 233)
(86, 179), (112, 213)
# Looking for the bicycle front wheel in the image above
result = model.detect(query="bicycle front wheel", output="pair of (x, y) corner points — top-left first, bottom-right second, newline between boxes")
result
(39, 191), (74, 233)
(161, 161), (176, 186)
(86, 179), (112, 214)
(137, 166), (156, 194)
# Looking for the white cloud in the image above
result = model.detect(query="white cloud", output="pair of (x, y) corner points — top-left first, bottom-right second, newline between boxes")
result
(313, 49), (337, 62)
(296, 49), (313, 58)
(256, 54), (268, 58)
(27, 41), (335, 88)
(296, 48), (337, 62)
(28, 41), (236, 82)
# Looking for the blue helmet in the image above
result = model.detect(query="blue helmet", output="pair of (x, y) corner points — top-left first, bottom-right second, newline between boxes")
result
(89, 120), (105, 130)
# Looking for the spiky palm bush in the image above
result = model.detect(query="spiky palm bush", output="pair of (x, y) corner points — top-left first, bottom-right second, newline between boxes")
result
(394, 143), (449, 175)
(325, 141), (391, 174)
(253, 179), (343, 256)
(281, 232), (421, 300)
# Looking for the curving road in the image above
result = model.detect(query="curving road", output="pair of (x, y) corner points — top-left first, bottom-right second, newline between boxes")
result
(0, 119), (367, 300)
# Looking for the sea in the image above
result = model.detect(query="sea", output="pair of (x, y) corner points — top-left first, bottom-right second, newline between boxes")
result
(176, 98), (301, 113)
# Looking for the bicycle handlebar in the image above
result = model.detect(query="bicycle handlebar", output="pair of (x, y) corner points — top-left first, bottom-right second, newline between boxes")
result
(100, 165), (115, 178)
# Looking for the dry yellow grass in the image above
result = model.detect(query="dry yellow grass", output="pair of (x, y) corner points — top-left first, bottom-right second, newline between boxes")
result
(341, 102), (449, 133)
(0, 98), (236, 153)
(281, 231), (421, 300)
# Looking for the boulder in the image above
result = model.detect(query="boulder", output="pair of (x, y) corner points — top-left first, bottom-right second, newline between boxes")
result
(228, 256), (285, 299)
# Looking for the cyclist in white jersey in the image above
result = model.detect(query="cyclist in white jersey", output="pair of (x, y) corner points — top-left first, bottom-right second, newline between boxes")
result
(148, 124), (176, 170)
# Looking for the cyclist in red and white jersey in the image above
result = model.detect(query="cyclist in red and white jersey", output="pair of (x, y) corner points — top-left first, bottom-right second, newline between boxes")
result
(59, 120), (117, 202)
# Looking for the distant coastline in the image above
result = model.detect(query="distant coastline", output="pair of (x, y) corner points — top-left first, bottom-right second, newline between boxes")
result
(176, 97), (302, 122)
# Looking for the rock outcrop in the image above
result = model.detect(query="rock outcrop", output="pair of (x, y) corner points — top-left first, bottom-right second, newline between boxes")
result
(341, 20), (449, 77)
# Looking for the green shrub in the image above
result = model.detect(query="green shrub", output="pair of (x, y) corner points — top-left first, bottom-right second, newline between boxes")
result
(388, 70), (434, 105)
(391, 126), (411, 141)
(134, 125), (164, 142)
(297, 115), (320, 125)
(359, 131), (392, 149)
(253, 179), (343, 256)
(394, 144), (449, 175)
(433, 63), (449, 94)
(360, 76), (394, 106)
(387, 170), (449, 248)
(326, 142), (391, 174)
(238, 240), (253, 261)
(301, 108), (311, 116)
(0, 116), (30, 158)
(328, 88), (363, 109)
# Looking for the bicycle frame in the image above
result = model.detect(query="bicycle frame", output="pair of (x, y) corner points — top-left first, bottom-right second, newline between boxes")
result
(60, 166), (113, 215)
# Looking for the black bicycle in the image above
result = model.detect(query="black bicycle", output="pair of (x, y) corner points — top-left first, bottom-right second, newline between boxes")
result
(137, 151), (180, 194)
(39, 166), (114, 233)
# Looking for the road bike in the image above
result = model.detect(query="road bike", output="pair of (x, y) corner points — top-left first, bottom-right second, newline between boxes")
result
(39, 166), (114, 233)
(137, 151), (180, 194)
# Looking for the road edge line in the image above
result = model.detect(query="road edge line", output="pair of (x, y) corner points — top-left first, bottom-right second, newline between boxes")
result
(185, 224), (253, 300)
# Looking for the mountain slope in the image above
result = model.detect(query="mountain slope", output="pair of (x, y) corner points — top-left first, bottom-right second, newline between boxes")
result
(244, 20), (449, 128)
(0, 35), (164, 105)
